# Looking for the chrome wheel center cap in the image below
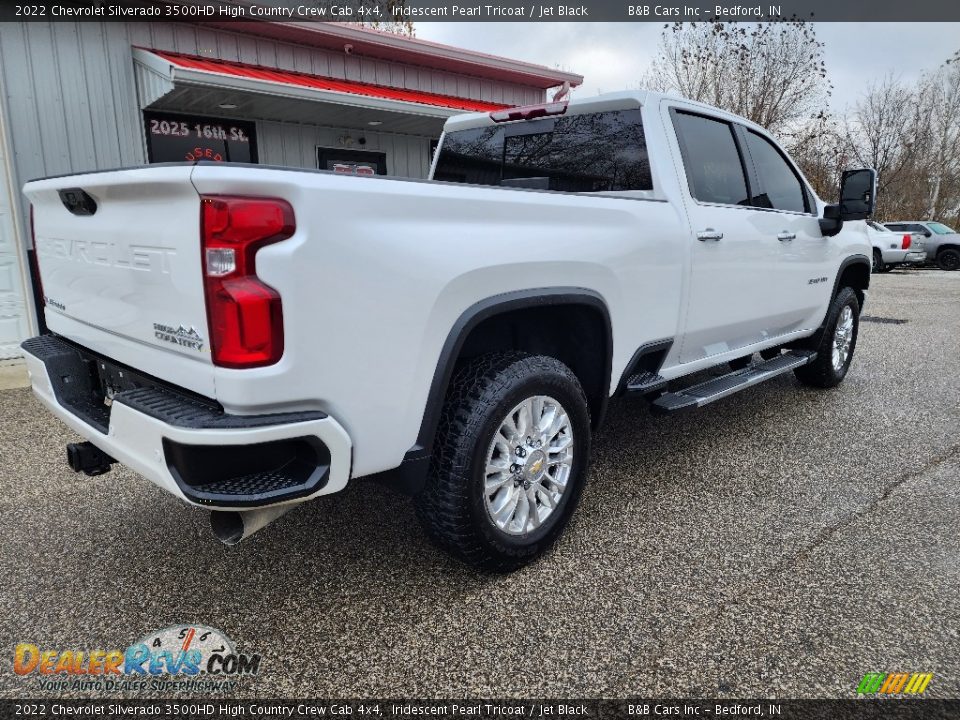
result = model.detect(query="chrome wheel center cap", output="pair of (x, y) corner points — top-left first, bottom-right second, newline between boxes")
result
(524, 449), (547, 481)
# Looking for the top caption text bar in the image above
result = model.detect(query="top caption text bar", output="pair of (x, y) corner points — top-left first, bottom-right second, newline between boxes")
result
(3, 0), (960, 22)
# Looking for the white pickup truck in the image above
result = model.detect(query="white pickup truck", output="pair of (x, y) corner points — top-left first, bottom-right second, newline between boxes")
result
(21, 91), (876, 571)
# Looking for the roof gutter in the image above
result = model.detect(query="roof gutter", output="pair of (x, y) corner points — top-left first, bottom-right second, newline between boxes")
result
(134, 47), (466, 118)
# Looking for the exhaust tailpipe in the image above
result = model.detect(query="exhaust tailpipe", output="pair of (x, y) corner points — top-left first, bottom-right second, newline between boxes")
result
(210, 504), (295, 546)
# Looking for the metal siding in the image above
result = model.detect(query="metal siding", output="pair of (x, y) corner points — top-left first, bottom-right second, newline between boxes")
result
(259, 121), (431, 179)
(195, 27), (220, 58)
(174, 25), (198, 55)
(51, 24), (98, 172)
(345, 56), (362, 82)
(217, 32), (240, 63)
(149, 23), (176, 52)
(293, 45), (312, 74)
(0, 68), (30, 357)
(256, 39), (277, 68)
(362, 59), (378, 85)
(275, 42), (296, 71)
(134, 57), (175, 108)
(0, 24), (44, 196)
(238, 36), (259, 65)
(312, 49), (331, 78)
(104, 25), (146, 166)
(27, 24), (71, 175)
(127, 23), (152, 48)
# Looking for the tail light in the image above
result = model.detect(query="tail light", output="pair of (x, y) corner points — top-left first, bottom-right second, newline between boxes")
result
(901, 234), (912, 250)
(28, 205), (44, 306)
(200, 195), (294, 368)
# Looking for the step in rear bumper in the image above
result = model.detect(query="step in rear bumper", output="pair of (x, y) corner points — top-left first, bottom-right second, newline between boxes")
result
(21, 335), (352, 510)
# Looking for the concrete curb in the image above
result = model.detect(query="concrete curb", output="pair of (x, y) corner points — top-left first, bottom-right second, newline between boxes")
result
(0, 360), (29, 390)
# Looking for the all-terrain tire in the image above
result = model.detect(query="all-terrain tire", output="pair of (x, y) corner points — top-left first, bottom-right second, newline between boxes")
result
(794, 286), (860, 389)
(415, 352), (591, 572)
(872, 249), (885, 274)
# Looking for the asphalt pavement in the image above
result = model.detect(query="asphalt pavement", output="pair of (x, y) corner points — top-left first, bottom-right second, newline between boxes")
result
(1, 269), (958, 699)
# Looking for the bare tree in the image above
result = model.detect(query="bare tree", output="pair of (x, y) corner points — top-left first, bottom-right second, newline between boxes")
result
(785, 113), (845, 202)
(313, 0), (416, 36)
(913, 55), (960, 221)
(644, 20), (831, 136)
(841, 75), (921, 219)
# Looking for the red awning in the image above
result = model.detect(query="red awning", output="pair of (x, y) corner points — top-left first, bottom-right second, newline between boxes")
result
(148, 49), (509, 113)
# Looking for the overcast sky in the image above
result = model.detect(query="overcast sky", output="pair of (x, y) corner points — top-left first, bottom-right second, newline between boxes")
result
(416, 23), (960, 114)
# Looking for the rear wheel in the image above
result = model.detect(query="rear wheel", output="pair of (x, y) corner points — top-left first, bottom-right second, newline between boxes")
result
(872, 249), (885, 273)
(794, 287), (860, 388)
(937, 248), (960, 271)
(415, 352), (591, 572)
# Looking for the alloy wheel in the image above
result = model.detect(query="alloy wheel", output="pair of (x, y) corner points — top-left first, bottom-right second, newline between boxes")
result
(483, 395), (574, 535)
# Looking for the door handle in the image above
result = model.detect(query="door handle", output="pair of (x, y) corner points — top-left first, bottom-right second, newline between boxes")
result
(697, 228), (723, 241)
(777, 231), (796, 241)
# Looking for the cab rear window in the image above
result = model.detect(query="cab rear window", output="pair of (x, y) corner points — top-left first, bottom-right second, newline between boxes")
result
(433, 109), (653, 193)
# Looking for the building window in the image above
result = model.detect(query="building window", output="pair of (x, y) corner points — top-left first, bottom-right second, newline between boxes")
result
(317, 148), (387, 176)
(143, 111), (258, 164)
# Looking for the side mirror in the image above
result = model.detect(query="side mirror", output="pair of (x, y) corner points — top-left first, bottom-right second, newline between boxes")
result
(820, 168), (878, 237)
(839, 168), (877, 221)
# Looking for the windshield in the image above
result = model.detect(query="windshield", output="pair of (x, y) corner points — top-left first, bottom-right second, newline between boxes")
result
(928, 222), (957, 235)
(866, 221), (889, 232)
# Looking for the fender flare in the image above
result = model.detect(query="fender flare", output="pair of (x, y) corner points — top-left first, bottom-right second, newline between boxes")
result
(831, 253), (871, 302)
(797, 254), (871, 342)
(413, 287), (613, 457)
(368, 288), (613, 495)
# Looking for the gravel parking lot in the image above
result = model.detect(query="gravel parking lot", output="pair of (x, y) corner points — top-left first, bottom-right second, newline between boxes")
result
(1, 270), (958, 700)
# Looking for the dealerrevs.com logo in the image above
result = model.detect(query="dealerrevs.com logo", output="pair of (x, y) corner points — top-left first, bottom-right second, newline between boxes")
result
(14, 625), (260, 693)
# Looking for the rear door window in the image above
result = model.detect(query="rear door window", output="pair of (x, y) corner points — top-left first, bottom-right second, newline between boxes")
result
(433, 109), (653, 192)
(671, 111), (750, 206)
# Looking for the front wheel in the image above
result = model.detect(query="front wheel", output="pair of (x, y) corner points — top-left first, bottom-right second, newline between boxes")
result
(415, 353), (591, 572)
(794, 286), (860, 389)
(937, 248), (960, 271)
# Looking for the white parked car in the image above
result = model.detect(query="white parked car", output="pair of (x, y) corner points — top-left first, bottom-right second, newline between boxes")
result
(21, 91), (875, 571)
(865, 221), (926, 273)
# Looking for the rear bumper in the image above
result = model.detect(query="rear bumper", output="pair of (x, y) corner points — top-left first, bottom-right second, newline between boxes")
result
(21, 335), (352, 510)
(880, 249), (926, 265)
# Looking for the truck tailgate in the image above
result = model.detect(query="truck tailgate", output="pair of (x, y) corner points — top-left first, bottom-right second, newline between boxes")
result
(23, 165), (214, 398)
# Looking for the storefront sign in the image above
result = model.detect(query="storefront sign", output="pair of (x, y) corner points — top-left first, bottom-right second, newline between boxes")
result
(144, 111), (258, 164)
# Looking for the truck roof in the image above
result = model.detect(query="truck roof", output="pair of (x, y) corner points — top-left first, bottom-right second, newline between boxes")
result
(441, 89), (771, 135)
